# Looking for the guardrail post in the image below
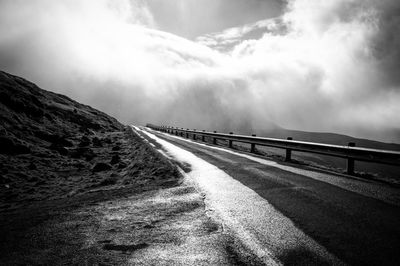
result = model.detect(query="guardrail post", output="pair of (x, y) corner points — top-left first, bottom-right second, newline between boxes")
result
(186, 129), (189, 138)
(193, 129), (196, 140)
(251, 134), (256, 153)
(202, 130), (205, 142)
(285, 137), (293, 161)
(347, 142), (356, 175)
(229, 132), (233, 148)
(213, 131), (217, 145)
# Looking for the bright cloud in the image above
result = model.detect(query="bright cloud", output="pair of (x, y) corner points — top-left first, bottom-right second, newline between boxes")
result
(0, 0), (399, 142)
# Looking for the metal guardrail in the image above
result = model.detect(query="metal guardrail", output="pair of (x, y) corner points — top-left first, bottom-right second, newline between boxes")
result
(146, 124), (400, 175)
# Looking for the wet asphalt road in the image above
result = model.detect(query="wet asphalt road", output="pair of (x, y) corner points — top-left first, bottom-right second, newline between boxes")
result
(143, 129), (400, 266)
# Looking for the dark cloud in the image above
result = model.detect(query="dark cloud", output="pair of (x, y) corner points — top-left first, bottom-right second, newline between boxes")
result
(372, 5), (400, 88)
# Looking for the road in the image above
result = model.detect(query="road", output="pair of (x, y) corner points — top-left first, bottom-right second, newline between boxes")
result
(135, 126), (400, 266)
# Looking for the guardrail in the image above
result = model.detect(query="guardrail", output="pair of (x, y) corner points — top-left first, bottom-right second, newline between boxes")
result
(146, 124), (400, 175)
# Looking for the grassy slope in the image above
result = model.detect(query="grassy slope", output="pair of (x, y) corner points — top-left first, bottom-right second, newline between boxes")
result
(0, 70), (179, 210)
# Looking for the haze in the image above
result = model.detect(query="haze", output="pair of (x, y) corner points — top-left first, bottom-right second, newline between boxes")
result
(0, 0), (399, 142)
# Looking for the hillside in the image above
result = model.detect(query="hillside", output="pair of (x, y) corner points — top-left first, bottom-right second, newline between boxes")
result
(0, 70), (179, 210)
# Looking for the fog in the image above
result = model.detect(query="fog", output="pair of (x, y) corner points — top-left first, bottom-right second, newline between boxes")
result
(0, 0), (399, 142)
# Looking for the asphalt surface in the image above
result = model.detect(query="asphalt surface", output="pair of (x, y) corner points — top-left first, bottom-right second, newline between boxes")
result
(140, 128), (400, 266)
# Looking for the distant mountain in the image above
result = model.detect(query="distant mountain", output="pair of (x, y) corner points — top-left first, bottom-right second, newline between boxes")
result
(261, 128), (400, 151)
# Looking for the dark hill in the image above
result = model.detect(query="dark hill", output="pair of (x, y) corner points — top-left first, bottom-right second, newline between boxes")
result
(0, 70), (123, 155)
(0, 70), (179, 211)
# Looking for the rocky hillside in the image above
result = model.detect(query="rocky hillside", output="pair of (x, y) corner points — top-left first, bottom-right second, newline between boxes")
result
(0, 70), (179, 211)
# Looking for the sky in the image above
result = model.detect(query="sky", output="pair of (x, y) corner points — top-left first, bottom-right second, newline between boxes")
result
(0, 0), (399, 142)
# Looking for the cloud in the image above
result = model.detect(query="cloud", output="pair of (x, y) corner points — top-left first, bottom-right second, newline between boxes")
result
(196, 18), (287, 52)
(144, 0), (284, 39)
(0, 0), (399, 142)
(197, 0), (400, 140)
